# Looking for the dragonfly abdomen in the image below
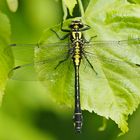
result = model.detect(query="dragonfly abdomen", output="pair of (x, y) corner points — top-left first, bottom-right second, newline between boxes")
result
(73, 64), (83, 133)
(72, 41), (83, 133)
(72, 42), (82, 66)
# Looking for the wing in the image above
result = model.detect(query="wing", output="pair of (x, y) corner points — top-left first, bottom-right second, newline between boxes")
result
(5, 41), (71, 63)
(5, 38), (140, 62)
(86, 38), (140, 47)
(8, 38), (140, 81)
(10, 48), (140, 81)
(82, 38), (140, 79)
(8, 41), (70, 81)
(85, 38), (140, 55)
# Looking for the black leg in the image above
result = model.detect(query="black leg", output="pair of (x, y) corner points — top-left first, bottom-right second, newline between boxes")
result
(50, 29), (69, 40)
(61, 22), (70, 32)
(55, 55), (70, 69)
(83, 53), (98, 75)
(85, 35), (97, 43)
(80, 24), (91, 31)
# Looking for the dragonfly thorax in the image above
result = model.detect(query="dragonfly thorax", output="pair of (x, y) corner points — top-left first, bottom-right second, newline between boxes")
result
(71, 31), (83, 42)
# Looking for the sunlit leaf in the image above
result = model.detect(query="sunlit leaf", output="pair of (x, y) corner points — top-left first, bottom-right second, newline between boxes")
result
(63, 0), (77, 16)
(6, 0), (18, 12)
(34, 0), (140, 134)
(83, 0), (140, 133)
(0, 11), (13, 105)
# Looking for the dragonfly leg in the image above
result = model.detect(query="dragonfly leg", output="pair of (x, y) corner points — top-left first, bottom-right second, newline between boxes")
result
(84, 35), (97, 43)
(60, 22), (71, 32)
(50, 29), (70, 40)
(55, 55), (70, 69)
(83, 53), (98, 75)
(80, 24), (91, 31)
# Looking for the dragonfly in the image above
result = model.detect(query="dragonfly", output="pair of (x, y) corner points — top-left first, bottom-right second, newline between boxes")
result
(5, 20), (140, 133)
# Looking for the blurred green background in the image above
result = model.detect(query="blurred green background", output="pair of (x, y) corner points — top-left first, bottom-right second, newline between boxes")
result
(0, 0), (140, 140)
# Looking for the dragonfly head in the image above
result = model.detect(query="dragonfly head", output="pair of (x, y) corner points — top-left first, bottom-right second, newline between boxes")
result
(69, 20), (84, 30)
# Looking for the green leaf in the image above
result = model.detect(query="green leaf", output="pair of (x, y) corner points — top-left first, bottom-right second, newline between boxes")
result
(6, 0), (18, 12)
(63, 0), (77, 16)
(82, 0), (140, 133)
(127, 0), (140, 4)
(35, 0), (140, 134)
(0, 11), (13, 105)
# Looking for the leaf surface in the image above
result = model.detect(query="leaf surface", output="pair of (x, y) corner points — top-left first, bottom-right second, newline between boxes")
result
(35, 0), (140, 134)
(63, 0), (77, 16)
(6, 0), (18, 12)
(83, 0), (140, 133)
(0, 11), (13, 105)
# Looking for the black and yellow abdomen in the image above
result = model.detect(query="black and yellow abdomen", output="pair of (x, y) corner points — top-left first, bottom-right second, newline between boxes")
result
(72, 42), (82, 66)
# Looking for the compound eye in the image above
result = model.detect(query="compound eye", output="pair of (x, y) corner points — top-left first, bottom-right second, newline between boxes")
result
(79, 23), (84, 28)
(69, 24), (74, 28)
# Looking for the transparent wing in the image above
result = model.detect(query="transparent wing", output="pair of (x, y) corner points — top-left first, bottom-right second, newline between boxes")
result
(5, 43), (36, 63)
(82, 40), (140, 79)
(9, 51), (69, 81)
(8, 38), (140, 80)
(86, 38), (140, 47)
(8, 40), (70, 81)
(5, 41), (71, 63)
(9, 63), (37, 81)
(5, 38), (140, 62)
(10, 50), (140, 81)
